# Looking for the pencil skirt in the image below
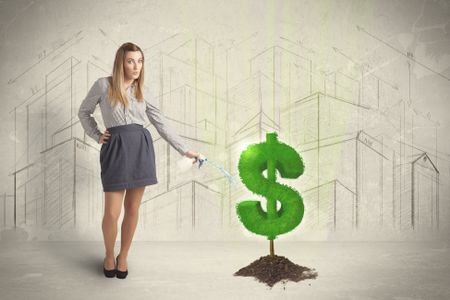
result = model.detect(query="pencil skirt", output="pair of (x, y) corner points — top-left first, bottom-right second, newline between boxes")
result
(99, 123), (158, 192)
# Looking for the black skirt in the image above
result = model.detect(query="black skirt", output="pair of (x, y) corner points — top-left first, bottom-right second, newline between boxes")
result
(99, 123), (157, 192)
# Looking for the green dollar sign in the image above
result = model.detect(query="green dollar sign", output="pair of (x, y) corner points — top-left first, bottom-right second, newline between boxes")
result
(236, 132), (305, 241)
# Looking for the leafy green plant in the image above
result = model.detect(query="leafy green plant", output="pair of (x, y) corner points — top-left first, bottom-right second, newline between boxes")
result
(236, 132), (305, 255)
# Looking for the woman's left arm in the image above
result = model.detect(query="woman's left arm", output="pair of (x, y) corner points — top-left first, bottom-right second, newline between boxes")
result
(144, 87), (202, 162)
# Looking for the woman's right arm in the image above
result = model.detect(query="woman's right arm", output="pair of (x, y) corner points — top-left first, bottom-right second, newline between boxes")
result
(77, 78), (104, 143)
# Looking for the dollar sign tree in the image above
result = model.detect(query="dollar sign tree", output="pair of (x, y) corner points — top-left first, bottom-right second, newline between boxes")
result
(236, 132), (305, 256)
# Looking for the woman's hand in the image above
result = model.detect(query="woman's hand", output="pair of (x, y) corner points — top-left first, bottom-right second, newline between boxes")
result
(184, 150), (203, 164)
(98, 130), (111, 144)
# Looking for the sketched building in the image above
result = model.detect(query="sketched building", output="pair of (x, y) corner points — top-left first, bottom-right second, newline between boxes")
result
(139, 120), (224, 237)
(395, 152), (439, 231)
(301, 180), (356, 231)
(281, 92), (397, 232)
(223, 43), (320, 231)
(140, 180), (223, 239)
(134, 37), (225, 237)
(11, 58), (105, 231)
(223, 70), (284, 230)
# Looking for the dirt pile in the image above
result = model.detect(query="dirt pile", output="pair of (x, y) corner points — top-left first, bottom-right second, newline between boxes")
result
(234, 255), (318, 288)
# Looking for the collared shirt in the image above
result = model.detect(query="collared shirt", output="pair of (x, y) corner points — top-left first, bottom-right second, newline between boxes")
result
(77, 76), (189, 156)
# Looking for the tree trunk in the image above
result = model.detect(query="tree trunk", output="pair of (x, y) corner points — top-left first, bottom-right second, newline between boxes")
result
(269, 239), (274, 256)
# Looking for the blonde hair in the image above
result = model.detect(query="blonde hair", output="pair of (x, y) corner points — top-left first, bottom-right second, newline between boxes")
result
(108, 42), (145, 108)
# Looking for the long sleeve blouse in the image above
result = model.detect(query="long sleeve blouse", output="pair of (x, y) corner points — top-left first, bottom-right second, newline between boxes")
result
(77, 76), (189, 156)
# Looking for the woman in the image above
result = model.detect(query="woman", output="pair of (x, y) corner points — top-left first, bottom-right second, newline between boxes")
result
(78, 42), (202, 279)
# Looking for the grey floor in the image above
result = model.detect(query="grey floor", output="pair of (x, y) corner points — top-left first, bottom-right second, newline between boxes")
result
(1, 240), (450, 300)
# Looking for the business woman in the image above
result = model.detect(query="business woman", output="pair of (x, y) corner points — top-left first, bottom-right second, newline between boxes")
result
(78, 42), (202, 279)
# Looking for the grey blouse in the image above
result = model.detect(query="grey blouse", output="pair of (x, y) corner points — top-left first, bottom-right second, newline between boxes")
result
(77, 76), (189, 156)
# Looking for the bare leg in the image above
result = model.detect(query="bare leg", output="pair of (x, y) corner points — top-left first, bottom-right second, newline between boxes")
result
(102, 189), (125, 270)
(117, 186), (145, 271)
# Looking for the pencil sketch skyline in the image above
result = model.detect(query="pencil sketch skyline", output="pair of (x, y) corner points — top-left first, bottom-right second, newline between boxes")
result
(0, 0), (449, 241)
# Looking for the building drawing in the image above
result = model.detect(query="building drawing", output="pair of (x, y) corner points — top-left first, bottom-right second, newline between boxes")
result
(3, 28), (449, 240)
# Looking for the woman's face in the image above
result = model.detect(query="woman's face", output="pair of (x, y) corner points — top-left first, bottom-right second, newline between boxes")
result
(123, 51), (143, 81)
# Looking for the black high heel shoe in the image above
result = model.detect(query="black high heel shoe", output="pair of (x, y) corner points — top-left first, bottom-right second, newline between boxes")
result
(103, 258), (116, 278)
(116, 255), (128, 279)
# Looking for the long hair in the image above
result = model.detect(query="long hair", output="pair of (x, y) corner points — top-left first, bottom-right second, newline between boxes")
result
(108, 42), (145, 108)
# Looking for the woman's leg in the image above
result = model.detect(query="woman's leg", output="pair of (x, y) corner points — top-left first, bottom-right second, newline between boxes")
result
(117, 186), (145, 271)
(102, 189), (125, 269)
